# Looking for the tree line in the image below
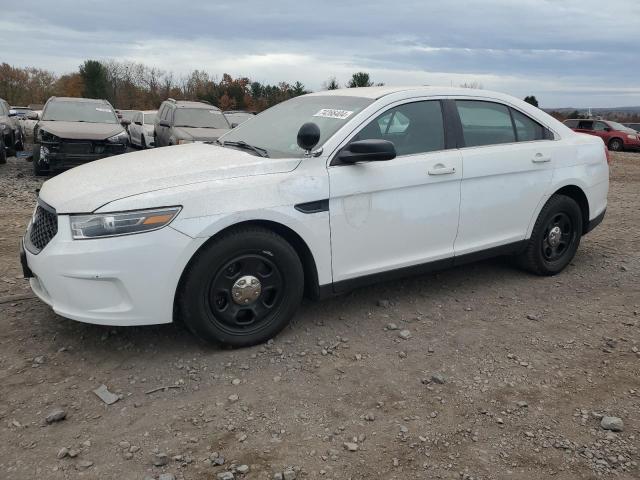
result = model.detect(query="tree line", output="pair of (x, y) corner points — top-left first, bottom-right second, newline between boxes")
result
(0, 60), (383, 112)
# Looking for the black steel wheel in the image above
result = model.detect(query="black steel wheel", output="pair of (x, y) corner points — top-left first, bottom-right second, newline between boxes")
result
(608, 138), (623, 152)
(517, 194), (582, 275)
(179, 226), (304, 347)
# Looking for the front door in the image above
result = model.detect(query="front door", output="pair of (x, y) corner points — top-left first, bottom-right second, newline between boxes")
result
(328, 100), (462, 284)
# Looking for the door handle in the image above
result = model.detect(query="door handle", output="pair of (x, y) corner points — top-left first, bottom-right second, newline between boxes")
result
(532, 153), (551, 163)
(428, 166), (456, 175)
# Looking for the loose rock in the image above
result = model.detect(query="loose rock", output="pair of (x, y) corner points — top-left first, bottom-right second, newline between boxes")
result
(600, 416), (624, 432)
(45, 408), (67, 424)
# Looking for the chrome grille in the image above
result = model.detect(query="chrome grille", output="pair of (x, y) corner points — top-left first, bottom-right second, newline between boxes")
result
(28, 204), (58, 253)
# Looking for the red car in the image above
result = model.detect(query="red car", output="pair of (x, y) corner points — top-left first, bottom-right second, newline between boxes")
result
(563, 119), (640, 151)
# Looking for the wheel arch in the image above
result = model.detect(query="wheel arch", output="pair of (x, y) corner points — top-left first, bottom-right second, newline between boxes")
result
(173, 219), (321, 321)
(608, 137), (624, 148)
(553, 185), (590, 234)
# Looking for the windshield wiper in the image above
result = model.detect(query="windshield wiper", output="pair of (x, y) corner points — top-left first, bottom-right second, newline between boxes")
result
(219, 140), (269, 158)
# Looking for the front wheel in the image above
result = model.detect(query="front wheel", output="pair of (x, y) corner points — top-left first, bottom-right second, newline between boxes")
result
(0, 140), (6, 164)
(608, 138), (623, 152)
(517, 194), (583, 275)
(178, 226), (304, 347)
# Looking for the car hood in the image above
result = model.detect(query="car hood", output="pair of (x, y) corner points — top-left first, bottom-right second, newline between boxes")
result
(37, 121), (125, 140)
(39, 143), (301, 213)
(174, 126), (230, 141)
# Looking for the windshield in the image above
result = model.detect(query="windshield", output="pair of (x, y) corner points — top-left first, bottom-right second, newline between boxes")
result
(143, 113), (157, 124)
(174, 109), (230, 129)
(225, 112), (254, 125)
(608, 121), (635, 133)
(42, 101), (118, 124)
(220, 95), (374, 158)
(120, 111), (138, 122)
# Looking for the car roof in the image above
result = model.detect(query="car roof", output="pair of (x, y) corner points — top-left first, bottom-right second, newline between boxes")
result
(305, 85), (513, 100)
(171, 100), (220, 110)
(49, 97), (111, 105)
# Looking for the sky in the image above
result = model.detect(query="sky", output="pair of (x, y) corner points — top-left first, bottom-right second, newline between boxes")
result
(1, 0), (639, 108)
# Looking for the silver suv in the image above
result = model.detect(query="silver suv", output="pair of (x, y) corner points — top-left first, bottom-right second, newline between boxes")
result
(154, 99), (231, 147)
(0, 98), (24, 157)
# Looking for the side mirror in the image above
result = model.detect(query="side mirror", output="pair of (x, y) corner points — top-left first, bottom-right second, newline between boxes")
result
(27, 112), (39, 120)
(134, 120), (142, 126)
(604, 127), (611, 132)
(297, 122), (320, 152)
(121, 119), (131, 126)
(159, 120), (171, 128)
(231, 123), (239, 128)
(337, 139), (396, 163)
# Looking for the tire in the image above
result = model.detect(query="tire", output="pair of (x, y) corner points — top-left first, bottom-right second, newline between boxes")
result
(15, 131), (24, 152)
(0, 141), (6, 164)
(517, 194), (583, 276)
(7, 132), (16, 157)
(179, 226), (304, 347)
(608, 138), (623, 152)
(32, 144), (48, 176)
(141, 135), (146, 149)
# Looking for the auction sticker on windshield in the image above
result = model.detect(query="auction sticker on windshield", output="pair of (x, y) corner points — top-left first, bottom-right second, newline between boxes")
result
(313, 109), (353, 120)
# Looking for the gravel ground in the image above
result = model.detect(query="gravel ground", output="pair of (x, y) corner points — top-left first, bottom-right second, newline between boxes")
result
(0, 150), (638, 480)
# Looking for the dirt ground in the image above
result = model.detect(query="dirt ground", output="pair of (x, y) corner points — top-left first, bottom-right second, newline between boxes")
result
(0, 150), (638, 480)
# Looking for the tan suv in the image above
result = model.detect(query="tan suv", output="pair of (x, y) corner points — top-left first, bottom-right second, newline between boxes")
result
(154, 99), (231, 147)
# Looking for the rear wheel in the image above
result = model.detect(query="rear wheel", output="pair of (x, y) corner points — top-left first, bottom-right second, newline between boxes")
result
(6, 132), (16, 157)
(517, 194), (582, 275)
(141, 135), (147, 149)
(32, 144), (48, 176)
(608, 138), (623, 151)
(179, 226), (304, 347)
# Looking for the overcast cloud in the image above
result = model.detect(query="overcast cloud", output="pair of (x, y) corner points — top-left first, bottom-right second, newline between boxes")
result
(1, 0), (639, 107)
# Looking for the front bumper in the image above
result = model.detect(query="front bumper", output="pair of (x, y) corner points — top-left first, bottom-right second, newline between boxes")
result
(22, 215), (205, 326)
(40, 141), (127, 169)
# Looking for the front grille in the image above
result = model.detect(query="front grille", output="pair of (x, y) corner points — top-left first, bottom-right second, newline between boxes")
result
(29, 204), (58, 253)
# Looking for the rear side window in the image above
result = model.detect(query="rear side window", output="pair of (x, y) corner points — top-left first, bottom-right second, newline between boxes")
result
(161, 105), (173, 122)
(577, 120), (593, 130)
(511, 109), (547, 141)
(353, 101), (445, 156)
(456, 101), (516, 147)
(563, 119), (579, 128)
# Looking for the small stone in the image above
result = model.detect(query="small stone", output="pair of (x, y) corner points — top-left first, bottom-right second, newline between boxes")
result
(228, 394), (239, 403)
(237, 433), (247, 442)
(46, 409), (67, 424)
(119, 441), (131, 450)
(398, 329), (411, 340)
(496, 417), (504, 424)
(236, 464), (249, 474)
(430, 373), (446, 384)
(93, 384), (119, 405)
(283, 469), (296, 480)
(159, 474), (176, 480)
(212, 455), (225, 466)
(56, 447), (69, 459)
(129, 445), (140, 453)
(516, 400), (528, 408)
(526, 314), (541, 321)
(217, 472), (234, 480)
(77, 460), (93, 470)
(68, 449), (79, 458)
(364, 413), (375, 421)
(344, 442), (359, 451)
(273, 474), (284, 480)
(153, 453), (169, 467)
(33, 355), (46, 364)
(231, 378), (241, 386)
(386, 322), (398, 330)
(600, 416), (624, 432)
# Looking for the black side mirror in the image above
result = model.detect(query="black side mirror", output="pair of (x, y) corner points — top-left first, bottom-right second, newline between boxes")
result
(297, 122), (320, 152)
(604, 127), (611, 132)
(231, 123), (239, 128)
(134, 121), (142, 126)
(121, 119), (131, 126)
(159, 120), (171, 128)
(337, 139), (396, 163)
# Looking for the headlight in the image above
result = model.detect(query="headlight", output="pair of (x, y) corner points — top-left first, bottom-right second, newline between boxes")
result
(0, 123), (7, 132)
(70, 207), (181, 239)
(627, 134), (637, 140)
(177, 139), (193, 145)
(106, 131), (129, 144)
(37, 129), (59, 143)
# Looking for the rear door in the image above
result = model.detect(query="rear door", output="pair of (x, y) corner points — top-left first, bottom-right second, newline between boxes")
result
(454, 100), (554, 255)
(592, 121), (612, 144)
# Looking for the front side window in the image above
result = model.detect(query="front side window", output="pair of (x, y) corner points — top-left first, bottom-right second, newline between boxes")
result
(144, 113), (157, 125)
(594, 121), (608, 131)
(456, 101), (516, 147)
(564, 119), (579, 128)
(41, 101), (118, 124)
(353, 101), (445, 156)
(511, 109), (547, 141)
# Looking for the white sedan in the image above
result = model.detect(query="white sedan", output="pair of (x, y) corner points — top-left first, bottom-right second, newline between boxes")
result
(128, 110), (156, 148)
(21, 86), (608, 347)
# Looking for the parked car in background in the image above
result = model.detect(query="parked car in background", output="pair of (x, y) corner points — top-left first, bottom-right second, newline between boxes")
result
(0, 98), (24, 156)
(154, 99), (230, 147)
(563, 119), (640, 151)
(129, 110), (157, 148)
(21, 109), (42, 142)
(623, 123), (640, 133)
(31, 97), (129, 176)
(223, 110), (255, 127)
(0, 122), (7, 164)
(22, 87), (608, 347)
(118, 109), (138, 131)
(11, 106), (33, 118)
